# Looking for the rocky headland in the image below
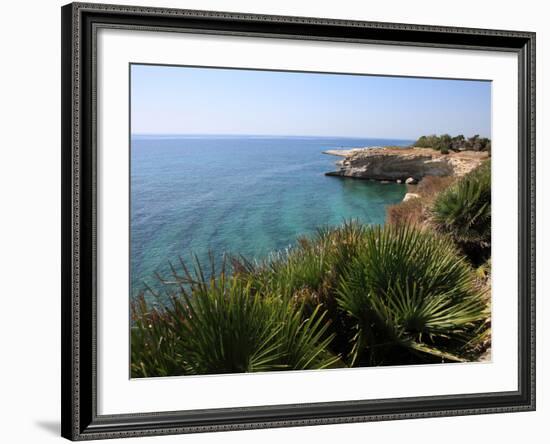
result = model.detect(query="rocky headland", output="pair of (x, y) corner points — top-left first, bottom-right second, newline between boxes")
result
(324, 146), (489, 183)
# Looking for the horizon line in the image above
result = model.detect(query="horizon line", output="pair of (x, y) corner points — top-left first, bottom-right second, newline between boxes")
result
(130, 133), (420, 140)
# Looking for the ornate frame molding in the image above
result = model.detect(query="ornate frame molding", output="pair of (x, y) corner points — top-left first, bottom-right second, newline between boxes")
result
(61, 2), (535, 440)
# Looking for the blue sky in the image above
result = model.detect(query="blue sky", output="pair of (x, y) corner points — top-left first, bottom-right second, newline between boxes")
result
(131, 64), (491, 139)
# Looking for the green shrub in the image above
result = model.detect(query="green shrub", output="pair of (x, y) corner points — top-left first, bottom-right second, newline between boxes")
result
(237, 222), (488, 366)
(436, 134), (452, 153)
(432, 161), (491, 264)
(451, 135), (465, 151)
(414, 134), (439, 148)
(414, 134), (491, 152)
(132, 221), (490, 377)
(131, 295), (188, 378)
(337, 224), (488, 366)
(235, 221), (368, 303)
(131, 268), (338, 377)
(235, 242), (330, 300)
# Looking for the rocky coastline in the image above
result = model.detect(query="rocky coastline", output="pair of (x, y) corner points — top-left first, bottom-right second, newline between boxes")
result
(324, 146), (489, 184)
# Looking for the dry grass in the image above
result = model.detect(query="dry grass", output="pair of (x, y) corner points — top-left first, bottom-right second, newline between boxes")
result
(415, 175), (456, 197)
(387, 175), (456, 227)
(387, 198), (425, 226)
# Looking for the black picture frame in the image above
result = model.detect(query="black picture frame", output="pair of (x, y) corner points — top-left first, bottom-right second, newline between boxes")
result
(61, 2), (536, 440)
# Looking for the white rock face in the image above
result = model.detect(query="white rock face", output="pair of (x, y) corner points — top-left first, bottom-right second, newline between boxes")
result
(324, 147), (488, 182)
(403, 193), (421, 202)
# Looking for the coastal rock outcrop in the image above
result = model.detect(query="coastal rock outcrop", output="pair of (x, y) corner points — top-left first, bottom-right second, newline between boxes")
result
(403, 193), (420, 202)
(324, 147), (489, 182)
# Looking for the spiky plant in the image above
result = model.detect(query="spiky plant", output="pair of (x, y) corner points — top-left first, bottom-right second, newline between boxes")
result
(432, 161), (491, 264)
(131, 260), (339, 377)
(232, 222), (369, 359)
(132, 220), (490, 377)
(277, 302), (342, 370)
(238, 243), (330, 300)
(180, 275), (339, 374)
(336, 224), (489, 366)
(177, 276), (286, 374)
(131, 295), (188, 378)
(234, 221), (368, 300)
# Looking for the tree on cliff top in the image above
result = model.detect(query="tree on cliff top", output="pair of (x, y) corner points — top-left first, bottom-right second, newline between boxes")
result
(413, 134), (491, 153)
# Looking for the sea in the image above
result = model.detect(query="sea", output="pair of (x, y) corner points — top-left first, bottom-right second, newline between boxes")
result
(130, 135), (412, 299)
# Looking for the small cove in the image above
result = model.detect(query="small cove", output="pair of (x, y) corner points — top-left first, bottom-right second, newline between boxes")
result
(131, 135), (411, 299)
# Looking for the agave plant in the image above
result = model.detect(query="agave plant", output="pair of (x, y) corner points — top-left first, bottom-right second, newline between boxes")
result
(336, 224), (489, 366)
(432, 161), (491, 264)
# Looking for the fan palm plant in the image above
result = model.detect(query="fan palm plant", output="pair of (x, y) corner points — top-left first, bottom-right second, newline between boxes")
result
(432, 161), (491, 264)
(131, 294), (189, 378)
(132, 220), (490, 377)
(234, 221), (368, 301)
(337, 224), (489, 366)
(131, 260), (339, 377)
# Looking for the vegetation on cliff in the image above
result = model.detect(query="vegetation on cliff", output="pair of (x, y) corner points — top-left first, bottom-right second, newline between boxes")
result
(132, 203), (491, 377)
(432, 161), (491, 265)
(131, 138), (492, 378)
(414, 134), (491, 154)
(387, 176), (455, 227)
(388, 160), (491, 266)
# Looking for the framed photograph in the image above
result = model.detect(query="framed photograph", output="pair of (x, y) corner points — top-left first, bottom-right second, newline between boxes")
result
(61, 2), (535, 440)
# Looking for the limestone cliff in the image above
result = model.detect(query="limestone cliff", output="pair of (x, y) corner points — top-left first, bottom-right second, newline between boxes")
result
(324, 147), (489, 182)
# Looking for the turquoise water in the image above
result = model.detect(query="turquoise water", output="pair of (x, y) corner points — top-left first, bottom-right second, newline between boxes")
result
(131, 136), (410, 298)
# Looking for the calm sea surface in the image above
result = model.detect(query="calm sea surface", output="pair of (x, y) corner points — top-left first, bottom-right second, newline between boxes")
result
(131, 136), (411, 298)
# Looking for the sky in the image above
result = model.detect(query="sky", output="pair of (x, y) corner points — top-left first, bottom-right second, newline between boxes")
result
(130, 64), (491, 140)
